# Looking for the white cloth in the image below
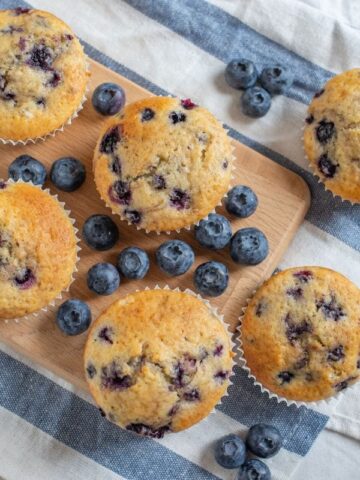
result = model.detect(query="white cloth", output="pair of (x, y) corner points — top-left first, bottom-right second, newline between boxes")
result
(0, 1), (359, 479)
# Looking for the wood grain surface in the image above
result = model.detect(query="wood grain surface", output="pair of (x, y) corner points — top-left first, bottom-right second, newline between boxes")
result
(0, 58), (310, 390)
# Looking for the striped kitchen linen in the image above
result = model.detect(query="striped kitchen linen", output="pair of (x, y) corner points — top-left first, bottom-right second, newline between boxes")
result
(0, 1), (359, 479)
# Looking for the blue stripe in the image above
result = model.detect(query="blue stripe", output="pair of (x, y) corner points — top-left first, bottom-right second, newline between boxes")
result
(0, 349), (327, 459)
(0, 350), (220, 480)
(124, 0), (334, 104)
(220, 367), (328, 456)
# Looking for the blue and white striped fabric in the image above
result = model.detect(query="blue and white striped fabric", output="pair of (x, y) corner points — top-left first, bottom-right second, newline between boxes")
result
(1, 1), (359, 479)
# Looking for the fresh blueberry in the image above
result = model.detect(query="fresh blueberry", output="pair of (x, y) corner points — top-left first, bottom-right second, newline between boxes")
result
(92, 82), (126, 116)
(214, 434), (246, 469)
(225, 185), (258, 218)
(194, 261), (229, 297)
(195, 213), (232, 250)
(246, 424), (283, 458)
(225, 59), (258, 89)
(87, 263), (120, 295)
(8, 154), (47, 185)
(230, 228), (269, 265)
(83, 214), (119, 251)
(241, 87), (271, 118)
(50, 157), (86, 192)
(260, 65), (294, 95)
(156, 240), (194, 276)
(237, 459), (271, 480)
(117, 246), (150, 279)
(56, 299), (92, 336)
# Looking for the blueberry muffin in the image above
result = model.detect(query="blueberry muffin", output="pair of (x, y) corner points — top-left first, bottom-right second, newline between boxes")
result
(304, 69), (360, 203)
(0, 181), (78, 319)
(84, 289), (233, 437)
(0, 8), (89, 142)
(93, 96), (233, 232)
(241, 267), (360, 402)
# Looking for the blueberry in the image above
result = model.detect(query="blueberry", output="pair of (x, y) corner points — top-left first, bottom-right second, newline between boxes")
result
(260, 65), (294, 95)
(87, 263), (120, 295)
(100, 126), (120, 154)
(315, 294), (345, 321)
(316, 120), (335, 144)
(152, 174), (166, 190)
(124, 209), (142, 225)
(195, 213), (232, 250)
(47, 70), (61, 88)
(314, 89), (325, 98)
(278, 371), (294, 384)
(225, 185), (258, 218)
(82, 214), (119, 251)
(230, 228), (269, 265)
(214, 434), (246, 469)
(8, 154), (47, 185)
(56, 299), (91, 336)
(169, 111), (186, 124)
(285, 316), (312, 345)
(117, 246), (150, 279)
(225, 59), (258, 89)
(126, 423), (170, 438)
(241, 87), (271, 118)
(328, 345), (345, 362)
(318, 153), (338, 178)
(237, 459), (271, 480)
(141, 108), (155, 122)
(109, 180), (131, 205)
(169, 188), (191, 210)
(14, 268), (36, 290)
(14, 7), (31, 15)
(194, 261), (229, 297)
(26, 44), (53, 71)
(92, 82), (126, 116)
(156, 240), (194, 276)
(50, 157), (86, 192)
(246, 424), (283, 458)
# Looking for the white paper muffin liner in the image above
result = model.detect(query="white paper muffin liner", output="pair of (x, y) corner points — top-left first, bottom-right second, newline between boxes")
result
(1, 178), (81, 324)
(302, 119), (359, 205)
(0, 55), (91, 146)
(236, 271), (359, 409)
(93, 95), (237, 235)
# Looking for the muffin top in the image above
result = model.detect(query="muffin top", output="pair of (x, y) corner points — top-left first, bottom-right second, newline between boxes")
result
(241, 267), (360, 402)
(0, 8), (89, 141)
(304, 69), (360, 203)
(0, 181), (78, 319)
(93, 96), (233, 232)
(84, 289), (233, 437)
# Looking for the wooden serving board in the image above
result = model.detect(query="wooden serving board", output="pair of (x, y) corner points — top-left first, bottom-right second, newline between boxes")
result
(0, 59), (310, 390)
